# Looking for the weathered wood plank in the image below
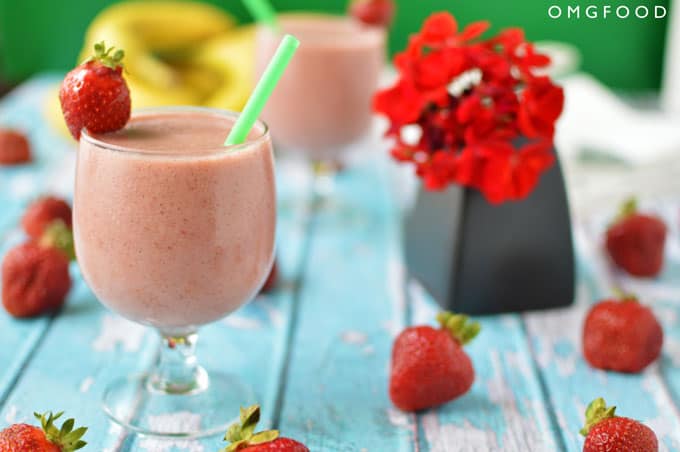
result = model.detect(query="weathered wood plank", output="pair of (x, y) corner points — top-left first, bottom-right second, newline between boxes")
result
(1, 159), (313, 451)
(122, 159), (315, 451)
(406, 283), (562, 452)
(0, 76), (77, 406)
(523, 221), (680, 451)
(0, 76), (314, 451)
(275, 158), (421, 451)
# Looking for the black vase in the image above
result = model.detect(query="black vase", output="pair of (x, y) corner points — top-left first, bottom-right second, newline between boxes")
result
(403, 151), (575, 315)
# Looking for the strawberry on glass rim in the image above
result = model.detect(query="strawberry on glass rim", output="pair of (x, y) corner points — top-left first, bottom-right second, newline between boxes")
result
(59, 41), (131, 140)
(349, 0), (395, 27)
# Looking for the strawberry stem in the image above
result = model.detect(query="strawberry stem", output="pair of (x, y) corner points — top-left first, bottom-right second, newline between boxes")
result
(39, 219), (76, 261)
(615, 197), (638, 222)
(221, 405), (279, 452)
(612, 288), (638, 303)
(436, 311), (481, 345)
(34, 411), (87, 451)
(88, 41), (125, 70)
(580, 398), (617, 436)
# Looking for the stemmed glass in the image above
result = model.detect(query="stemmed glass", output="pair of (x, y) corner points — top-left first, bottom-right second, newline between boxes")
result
(255, 14), (385, 200)
(73, 107), (275, 438)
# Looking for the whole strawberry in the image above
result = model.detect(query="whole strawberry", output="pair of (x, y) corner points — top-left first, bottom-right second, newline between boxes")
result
(581, 398), (657, 452)
(349, 0), (395, 27)
(22, 196), (72, 240)
(0, 129), (31, 165)
(2, 242), (72, 318)
(220, 405), (308, 452)
(0, 411), (87, 452)
(389, 311), (480, 412)
(606, 198), (666, 277)
(59, 41), (131, 140)
(582, 295), (662, 373)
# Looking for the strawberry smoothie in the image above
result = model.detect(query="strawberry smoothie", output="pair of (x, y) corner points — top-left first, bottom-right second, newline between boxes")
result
(256, 14), (385, 160)
(74, 108), (275, 331)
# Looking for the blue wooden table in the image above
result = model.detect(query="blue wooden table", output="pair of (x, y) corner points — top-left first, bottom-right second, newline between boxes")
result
(2, 76), (680, 452)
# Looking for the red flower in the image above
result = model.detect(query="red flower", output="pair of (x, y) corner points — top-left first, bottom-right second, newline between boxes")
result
(493, 28), (525, 54)
(417, 151), (458, 191)
(391, 143), (418, 162)
(421, 12), (459, 45)
(478, 140), (554, 203)
(373, 79), (425, 126)
(372, 12), (563, 203)
(518, 77), (564, 138)
(415, 48), (467, 90)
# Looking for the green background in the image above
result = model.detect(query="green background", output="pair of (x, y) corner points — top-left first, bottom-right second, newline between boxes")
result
(0, 0), (671, 91)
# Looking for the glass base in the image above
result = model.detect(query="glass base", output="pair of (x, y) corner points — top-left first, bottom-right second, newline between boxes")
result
(102, 371), (255, 438)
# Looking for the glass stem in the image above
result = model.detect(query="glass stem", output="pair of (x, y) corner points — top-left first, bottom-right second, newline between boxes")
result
(148, 331), (208, 395)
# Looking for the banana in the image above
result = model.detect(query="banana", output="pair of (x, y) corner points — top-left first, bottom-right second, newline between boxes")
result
(80, 2), (234, 94)
(83, 1), (234, 51)
(192, 26), (256, 110)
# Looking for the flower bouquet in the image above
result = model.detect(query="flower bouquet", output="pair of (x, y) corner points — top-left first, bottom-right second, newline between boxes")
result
(375, 12), (574, 314)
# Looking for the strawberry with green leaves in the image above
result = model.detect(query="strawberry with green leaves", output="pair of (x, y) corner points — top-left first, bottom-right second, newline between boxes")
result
(581, 398), (657, 452)
(389, 311), (480, 412)
(2, 240), (72, 318)
(22, 196), (72, 241)
(606, 198), (666, 277)
(0, 411), (87, 452)
(59, 41), (131, 140)
(220, 405), (308, 452)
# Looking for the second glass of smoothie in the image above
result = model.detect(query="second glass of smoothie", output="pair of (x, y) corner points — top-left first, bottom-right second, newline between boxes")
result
(74, 107), (275, 438)
(256, 13), (385, 166)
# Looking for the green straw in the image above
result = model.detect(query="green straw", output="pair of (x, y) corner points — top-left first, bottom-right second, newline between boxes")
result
(224, 34), (299, 146)
(242, 0), (279, 30)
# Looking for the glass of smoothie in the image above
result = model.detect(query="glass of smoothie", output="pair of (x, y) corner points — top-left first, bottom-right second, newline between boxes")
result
(256, 13), (385, 175)
(74, 106), (275, 438)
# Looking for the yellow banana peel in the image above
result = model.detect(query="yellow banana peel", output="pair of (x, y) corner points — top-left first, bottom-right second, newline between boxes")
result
(192, 26), (256, 111)
(47, 1), (255, 140)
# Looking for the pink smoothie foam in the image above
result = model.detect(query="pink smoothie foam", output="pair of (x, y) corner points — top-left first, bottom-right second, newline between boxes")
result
(256, 14), (385, 160)
(74, 109), (276, 330)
